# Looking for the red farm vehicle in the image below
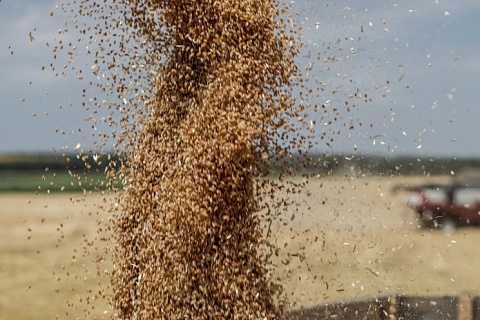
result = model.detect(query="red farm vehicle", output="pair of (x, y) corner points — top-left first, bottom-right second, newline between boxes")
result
(394, 168), (480, 230)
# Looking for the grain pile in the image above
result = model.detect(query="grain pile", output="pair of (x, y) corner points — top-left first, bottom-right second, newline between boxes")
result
(50, 0), (310, 318)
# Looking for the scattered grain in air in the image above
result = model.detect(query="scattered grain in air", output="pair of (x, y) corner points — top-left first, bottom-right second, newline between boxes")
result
(47, 0), (320, 317)
(43, 0), (402, 317)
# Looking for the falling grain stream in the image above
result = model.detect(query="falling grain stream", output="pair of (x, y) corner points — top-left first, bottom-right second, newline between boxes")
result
(55, 1), (307, 318)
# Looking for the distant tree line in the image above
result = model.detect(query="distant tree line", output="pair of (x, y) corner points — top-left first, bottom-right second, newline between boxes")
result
(307, 154), (480, 176)
(0, 153), (121, 172)
(1, 153), (479, 177)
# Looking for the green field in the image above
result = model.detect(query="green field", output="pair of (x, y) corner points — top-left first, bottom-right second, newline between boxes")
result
(0, 170), (115, 193)
(0, 154), (121, 193)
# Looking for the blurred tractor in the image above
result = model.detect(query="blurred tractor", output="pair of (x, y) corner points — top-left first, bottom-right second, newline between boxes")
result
(394, 168), (480, 230)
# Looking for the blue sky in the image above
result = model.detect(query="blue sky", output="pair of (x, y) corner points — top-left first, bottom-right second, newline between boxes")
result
(1, 0), (479, 157)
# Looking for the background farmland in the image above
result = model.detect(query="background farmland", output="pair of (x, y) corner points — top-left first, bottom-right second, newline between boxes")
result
(1, 153), (480, 319)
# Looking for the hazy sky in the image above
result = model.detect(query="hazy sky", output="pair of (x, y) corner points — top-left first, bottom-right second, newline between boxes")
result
(1, 0), (479, 157)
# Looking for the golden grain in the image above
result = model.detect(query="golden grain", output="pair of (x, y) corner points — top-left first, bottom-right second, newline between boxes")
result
(46, 0), (321, 318)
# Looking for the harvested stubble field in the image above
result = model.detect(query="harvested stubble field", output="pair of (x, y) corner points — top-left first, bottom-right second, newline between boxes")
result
(2, 175), (480, 319)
